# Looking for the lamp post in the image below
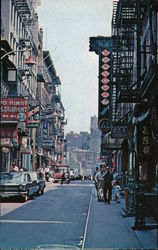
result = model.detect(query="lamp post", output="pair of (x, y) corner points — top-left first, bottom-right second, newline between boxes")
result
(1, 48), (31, 60)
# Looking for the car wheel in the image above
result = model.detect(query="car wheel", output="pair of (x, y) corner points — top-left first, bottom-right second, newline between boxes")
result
(23, 194), (28, 202)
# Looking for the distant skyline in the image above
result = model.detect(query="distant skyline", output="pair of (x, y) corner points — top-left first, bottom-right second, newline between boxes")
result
(37, 0), (113, 133)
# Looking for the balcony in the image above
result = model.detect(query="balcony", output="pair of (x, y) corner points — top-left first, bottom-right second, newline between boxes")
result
(1, 80), (10, 97)
(118, 87), (140, 103)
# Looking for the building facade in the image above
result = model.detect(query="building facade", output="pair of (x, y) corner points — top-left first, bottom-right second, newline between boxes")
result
(89, 0), (158, 228)
(1, 0), (66, 171)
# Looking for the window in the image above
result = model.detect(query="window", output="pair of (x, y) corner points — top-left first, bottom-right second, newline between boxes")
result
(11, 3), (13, 23)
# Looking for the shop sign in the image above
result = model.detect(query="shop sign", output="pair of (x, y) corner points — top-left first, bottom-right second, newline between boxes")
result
(41, 122), (49, 141)
(28, 106), (40, 118)
(111, 126), (128, 139)
(0, 98), (28, 122)
(142, 125), (152, 155)
(101, 148), (112, 156)
(26, 122), (40, 128)
(98, 118), (110, 133)
(42, 142), (54, 148)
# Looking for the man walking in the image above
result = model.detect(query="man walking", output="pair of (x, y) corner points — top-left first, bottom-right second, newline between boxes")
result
(103, 166), (113, 204)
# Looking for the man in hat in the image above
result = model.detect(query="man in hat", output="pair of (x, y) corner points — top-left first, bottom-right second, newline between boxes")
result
(103, 166), (113, 204)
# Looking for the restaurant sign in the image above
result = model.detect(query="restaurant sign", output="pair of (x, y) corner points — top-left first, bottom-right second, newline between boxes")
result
(0, 98), (29, 122)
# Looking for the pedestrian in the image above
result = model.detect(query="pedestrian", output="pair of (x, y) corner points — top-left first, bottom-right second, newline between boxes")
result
(95, 165), (104, 200)
(103, 166), (113, 204)
(61, 170), (65, 184)
(94, 166), (99, 189)
(11, 163), (19, 172)
(45, 166), (50, 182)
(113, 181), (121, 203)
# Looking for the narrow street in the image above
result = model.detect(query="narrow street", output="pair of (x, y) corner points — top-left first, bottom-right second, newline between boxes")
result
(1, 181), (156, 250)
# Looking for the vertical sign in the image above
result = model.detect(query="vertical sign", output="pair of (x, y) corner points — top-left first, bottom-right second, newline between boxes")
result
(89, 36), (112, 133)
(98, 43), (112, 133)
(42, 122), (49, 141)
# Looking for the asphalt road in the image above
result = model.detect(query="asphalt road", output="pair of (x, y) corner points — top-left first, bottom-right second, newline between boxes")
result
(0, 180), (151, 250)
(0, 180), (93, 249)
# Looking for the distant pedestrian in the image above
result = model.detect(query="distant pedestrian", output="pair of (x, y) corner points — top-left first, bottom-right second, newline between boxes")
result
(113, 181), (121, 203)
(61, 170), (65, 184)
(95, 165), (104, 200)
(94, 167), (99, 189)
(103, 166), (113, 204)
(11, 163), (19, 172)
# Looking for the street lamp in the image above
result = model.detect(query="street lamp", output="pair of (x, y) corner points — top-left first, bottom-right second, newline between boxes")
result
(1, 48), (31, 60)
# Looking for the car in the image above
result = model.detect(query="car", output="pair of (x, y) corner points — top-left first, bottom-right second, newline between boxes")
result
(30, 172), (46, 195)
(53, 165), (70, 183)
(0, 172), (38, 202)
(70, 169), (75, 181)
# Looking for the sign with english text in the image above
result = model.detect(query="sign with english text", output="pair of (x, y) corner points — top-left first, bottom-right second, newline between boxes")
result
(0, 98), (29, 122)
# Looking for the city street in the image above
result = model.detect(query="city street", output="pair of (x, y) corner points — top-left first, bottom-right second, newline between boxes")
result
(1, 180), (156, 249)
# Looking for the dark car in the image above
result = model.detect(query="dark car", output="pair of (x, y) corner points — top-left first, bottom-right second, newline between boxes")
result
(0, 172), (38, 202)
(29, 172), (46, 195)
(37, 172), (46, 195)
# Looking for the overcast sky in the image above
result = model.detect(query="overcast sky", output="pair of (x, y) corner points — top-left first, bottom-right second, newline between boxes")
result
(37, 0), (113, 133)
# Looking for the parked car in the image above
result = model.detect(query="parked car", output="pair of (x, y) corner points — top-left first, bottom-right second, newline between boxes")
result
(0, 172), (38, 202)
(29, 172), (46, 195)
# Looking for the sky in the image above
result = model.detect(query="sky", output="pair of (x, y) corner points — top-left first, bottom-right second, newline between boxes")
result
(37, 0), (113, 133)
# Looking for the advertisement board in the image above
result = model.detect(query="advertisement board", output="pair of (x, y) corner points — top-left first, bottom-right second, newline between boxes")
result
(0, 98), (29, 122)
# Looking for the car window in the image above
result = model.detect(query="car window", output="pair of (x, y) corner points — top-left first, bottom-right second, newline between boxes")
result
(27, 174), (31, 182)
(0, 173), (22, 183)
(23, 174), (27, 182)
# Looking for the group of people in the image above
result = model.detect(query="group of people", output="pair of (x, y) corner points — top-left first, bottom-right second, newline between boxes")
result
(94, 164), (121, 204)
(11, 163), (25, 172)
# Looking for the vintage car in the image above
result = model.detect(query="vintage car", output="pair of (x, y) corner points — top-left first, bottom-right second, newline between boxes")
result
(29, 171), (46, 195)
(0, 172), (39, 202)
(53, 165), (70, 183)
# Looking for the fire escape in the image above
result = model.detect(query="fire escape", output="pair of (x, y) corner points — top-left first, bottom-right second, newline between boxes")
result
(111, 0), (139, 126)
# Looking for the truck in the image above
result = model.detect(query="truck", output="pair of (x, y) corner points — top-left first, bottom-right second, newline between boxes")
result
(53, 165), (70, 183)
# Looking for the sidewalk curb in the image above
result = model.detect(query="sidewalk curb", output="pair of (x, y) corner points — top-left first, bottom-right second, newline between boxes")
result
(120, 198), (158, 249)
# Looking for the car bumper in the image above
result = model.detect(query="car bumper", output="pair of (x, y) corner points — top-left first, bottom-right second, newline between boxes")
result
(0, 191), (27, 198)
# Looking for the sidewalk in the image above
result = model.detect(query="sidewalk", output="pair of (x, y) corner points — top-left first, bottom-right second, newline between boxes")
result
(84, 187), (157, 249)
(120, 197), (158, 249)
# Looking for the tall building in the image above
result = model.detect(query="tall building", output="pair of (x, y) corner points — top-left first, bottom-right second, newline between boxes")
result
(65, 116), (100, 174)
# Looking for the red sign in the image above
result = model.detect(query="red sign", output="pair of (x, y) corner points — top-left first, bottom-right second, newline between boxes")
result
(101, 85), (109, 91)
(101, 64), (110, 70)
(101, 71), (110, 77)
(101, 57), (110, 63)
(101, 78), (110, 84)
(102, 49), (110, 56)
(101, 92), (109, 98)
(0, 98), (29, 122)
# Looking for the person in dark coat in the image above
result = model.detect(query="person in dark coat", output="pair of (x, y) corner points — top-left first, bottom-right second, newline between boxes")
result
(103, 166), (113, 204)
